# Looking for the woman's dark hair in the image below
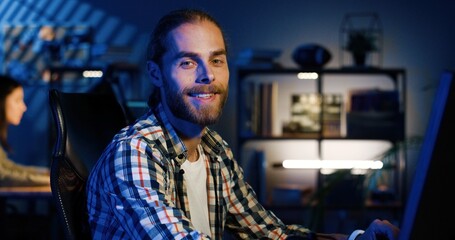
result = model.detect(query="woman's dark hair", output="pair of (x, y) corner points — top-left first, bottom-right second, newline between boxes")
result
(146, 8), (228, 107)
(0, 75), (22, 150)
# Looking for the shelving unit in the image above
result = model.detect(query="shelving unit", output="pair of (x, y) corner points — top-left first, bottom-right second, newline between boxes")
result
(237, 67), (406, 139)
(237, 67), (406, 143)
(236, 66), (406, 230)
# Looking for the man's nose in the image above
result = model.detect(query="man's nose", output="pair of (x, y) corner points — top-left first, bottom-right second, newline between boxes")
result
(196, 64), (215, 84)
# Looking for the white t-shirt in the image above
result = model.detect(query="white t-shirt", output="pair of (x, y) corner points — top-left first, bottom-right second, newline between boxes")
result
(180, 145), (211, 236)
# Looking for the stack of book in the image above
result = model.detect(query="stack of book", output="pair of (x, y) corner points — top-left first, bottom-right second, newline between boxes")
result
(235, 48), (282, 69)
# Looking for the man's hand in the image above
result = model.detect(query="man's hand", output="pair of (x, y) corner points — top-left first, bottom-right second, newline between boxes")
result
(357, 219), (400, 240)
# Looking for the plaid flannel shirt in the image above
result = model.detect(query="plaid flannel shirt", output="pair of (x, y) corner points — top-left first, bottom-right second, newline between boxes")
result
(86, 103), (313, 239)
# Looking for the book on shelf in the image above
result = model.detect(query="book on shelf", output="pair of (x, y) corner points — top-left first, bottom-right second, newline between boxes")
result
(348, 88), (399, 112)
(235, 60), (282, 69)
(241, 81), (257, 137)
(259, 81), (278, 136)
(237, 48), (281, 61)
(322, 94), (343, 137)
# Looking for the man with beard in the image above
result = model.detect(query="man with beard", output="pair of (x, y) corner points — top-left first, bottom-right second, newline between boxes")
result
(86, 8), (399, 240)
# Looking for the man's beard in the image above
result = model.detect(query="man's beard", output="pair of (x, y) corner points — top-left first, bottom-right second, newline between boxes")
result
(163, 81), (228, 126)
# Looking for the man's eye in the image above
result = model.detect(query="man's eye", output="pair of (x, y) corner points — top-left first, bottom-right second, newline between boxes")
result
(180, 60), (195, 67)
(212, 59), (225, 65)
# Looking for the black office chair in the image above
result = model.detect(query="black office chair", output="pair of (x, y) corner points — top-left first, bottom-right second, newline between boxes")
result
(48, 89), (129, 240)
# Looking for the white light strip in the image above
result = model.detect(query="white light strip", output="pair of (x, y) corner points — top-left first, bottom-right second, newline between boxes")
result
(297, 72), (318, 80)
(82, 70), (103, 78)
(282, 159), (383, 169)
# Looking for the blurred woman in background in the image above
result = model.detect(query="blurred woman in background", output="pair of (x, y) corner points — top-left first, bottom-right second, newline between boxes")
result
(0, 75), (49, 186)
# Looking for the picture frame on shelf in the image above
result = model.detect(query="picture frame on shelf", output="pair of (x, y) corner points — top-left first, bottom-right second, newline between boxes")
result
(283, 93), (342, 138)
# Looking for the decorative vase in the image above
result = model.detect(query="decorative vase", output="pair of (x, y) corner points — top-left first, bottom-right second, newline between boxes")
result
(352, 52), (367, 66)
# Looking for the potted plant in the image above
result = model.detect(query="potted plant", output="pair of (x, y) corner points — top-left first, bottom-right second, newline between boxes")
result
(306, 136), (422, 231)
(344, 29), (378, 66)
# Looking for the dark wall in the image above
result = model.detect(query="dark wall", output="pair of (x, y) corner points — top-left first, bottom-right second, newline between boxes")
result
(80, 0), (455, 139)
(1, 0), (455, 171)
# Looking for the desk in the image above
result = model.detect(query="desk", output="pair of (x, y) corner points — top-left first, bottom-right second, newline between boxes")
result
(0, 185), (53, 214)
(0, 185), (52, 213)
(0, 185), (52, 197)
(0, 186), (57, 239)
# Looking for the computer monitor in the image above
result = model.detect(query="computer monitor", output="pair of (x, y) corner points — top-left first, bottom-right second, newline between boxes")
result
(399, 70), (455, 239)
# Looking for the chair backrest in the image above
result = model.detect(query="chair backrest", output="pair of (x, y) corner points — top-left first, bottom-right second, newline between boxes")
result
(48, 89), (129, 240)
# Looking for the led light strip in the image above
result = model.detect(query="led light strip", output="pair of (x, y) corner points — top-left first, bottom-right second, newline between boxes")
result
(282, 159), (383, 169)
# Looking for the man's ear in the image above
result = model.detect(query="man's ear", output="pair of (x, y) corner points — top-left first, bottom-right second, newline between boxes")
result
(147, 61), (163, 87)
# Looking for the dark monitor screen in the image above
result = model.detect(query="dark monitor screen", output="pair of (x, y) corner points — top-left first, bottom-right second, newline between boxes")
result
(399, 70), (455, 240)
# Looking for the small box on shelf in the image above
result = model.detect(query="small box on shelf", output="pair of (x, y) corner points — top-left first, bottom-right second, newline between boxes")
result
(347, 112), (404, 140)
